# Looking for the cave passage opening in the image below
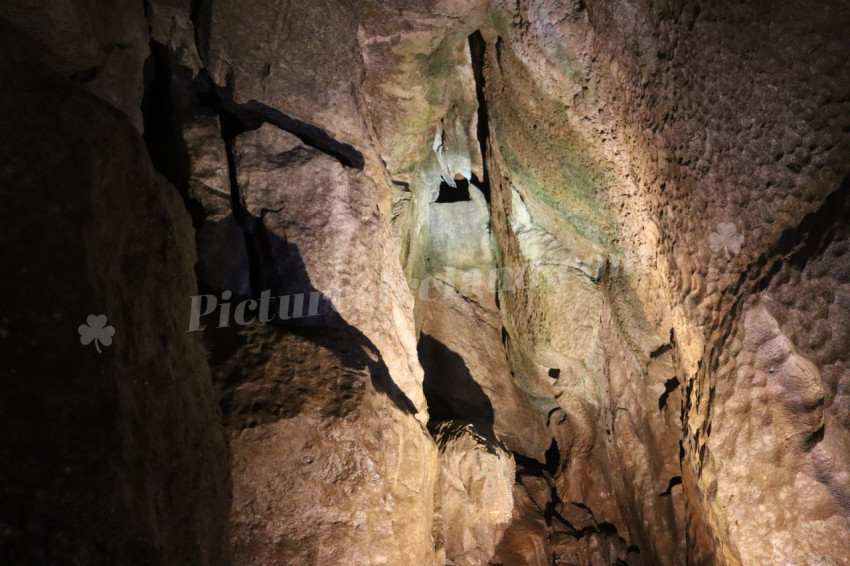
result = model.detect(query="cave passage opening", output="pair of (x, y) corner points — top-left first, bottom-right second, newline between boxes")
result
(436, 178), (473, 203)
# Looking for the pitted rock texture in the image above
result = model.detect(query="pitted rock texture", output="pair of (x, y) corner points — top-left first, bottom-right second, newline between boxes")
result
(700, 187), (850, 565)
(479, 0), (850, 563)
(3, 0), (850, 565)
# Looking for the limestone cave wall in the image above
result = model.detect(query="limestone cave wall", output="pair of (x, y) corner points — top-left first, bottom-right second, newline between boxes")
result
(1, 1), (848, 565)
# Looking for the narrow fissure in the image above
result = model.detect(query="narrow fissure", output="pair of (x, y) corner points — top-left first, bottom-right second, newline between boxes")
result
(468, 31), (492, 202)
(141, 40), (189, 195)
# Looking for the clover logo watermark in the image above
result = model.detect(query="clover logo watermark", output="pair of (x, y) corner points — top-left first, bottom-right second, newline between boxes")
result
(78, 314), (115, 353)
(709, 222), (744, 260)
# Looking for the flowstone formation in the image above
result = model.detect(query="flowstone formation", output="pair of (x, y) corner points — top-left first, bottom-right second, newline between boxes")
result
(2, 1), (849, 565)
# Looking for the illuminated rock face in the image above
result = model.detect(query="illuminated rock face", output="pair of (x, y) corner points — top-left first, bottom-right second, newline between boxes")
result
(431, 421), (516, 566)
(2, 0), (849, 565)
(210, 325), (438, 566)
(477, 2), (850, 564)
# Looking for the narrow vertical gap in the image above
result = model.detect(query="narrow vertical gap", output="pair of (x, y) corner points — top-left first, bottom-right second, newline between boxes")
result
(141, 40), (189, 195)
(190, 0), (212, 65)
(468, 31), (491, 203)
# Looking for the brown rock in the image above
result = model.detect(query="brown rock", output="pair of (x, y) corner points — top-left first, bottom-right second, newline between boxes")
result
(206, 0), (366, 158)
(495, 481), (553, 566)
(147, 0), (204, 75)
(418, 280), (552, 460)
(432, 421), (516, 566)
(183, 113), (232, 216)
(232, 124), (429, 421)
(0, 0), (150, 130)
(6, 0), (850, 564)
(195, 214), (250, 296)
(180, 113), (251, 295)
(0, 24), (230, 565)
(212, 325), (439, 566)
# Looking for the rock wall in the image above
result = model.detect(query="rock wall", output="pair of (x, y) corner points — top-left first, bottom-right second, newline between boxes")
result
(481, 0), (850, 563)
(211, 325), (438, 565)
(2, 0), (849, 565)
(0, 17), (231, 565)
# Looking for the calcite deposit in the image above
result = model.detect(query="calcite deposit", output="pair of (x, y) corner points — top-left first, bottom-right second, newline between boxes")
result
(2, 0), (849, 565)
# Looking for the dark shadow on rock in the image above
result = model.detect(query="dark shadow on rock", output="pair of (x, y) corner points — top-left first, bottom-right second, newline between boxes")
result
(0, 22), (232, 565)
(209, 323), (411, 430)
(417, 333), (494, 426)
(142, 43), (415, 423)
(184, 70), (364, 170)
(468, 30), (492, 203)
(199, 227), (417, 420)
(207, 323), (418, 430)
(175, 72), (416, 418)
(237, 100), (365, 170)
(141, 39), (191, 195)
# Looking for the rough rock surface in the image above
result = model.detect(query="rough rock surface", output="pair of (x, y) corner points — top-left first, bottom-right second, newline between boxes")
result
(426, 186), (493, 272)
(431, 421), (515, 566)
(147, 0), (205, 76)
(0, 23), (230, 565)
(481, 0), (850, 563)
(3, 0), (850, 565)
(184, 113), (232, 216)
(205, 0), (492, 213)
(0, 0), (149, 130)
(210, 324), (438, 566)
(232, 124), (428, 422)
(418, 280), (552, 460)
(703, 194), (850, 564)
(205, 0), (369, 158)
(495, 480), (552, 566)
(182, 113), (251, 296)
